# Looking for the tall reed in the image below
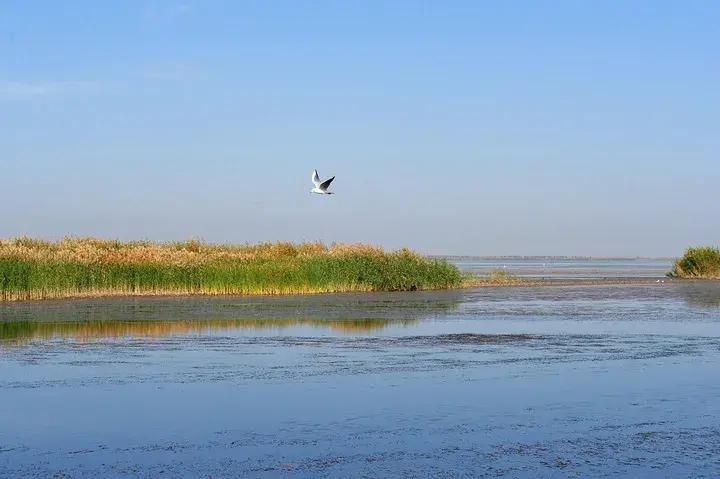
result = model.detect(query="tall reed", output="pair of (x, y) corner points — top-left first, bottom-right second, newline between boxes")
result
(0, 238), (462, 301)
(668, 246), (720, 279)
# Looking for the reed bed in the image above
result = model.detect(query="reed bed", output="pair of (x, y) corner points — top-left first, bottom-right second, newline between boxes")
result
(668, 246), (720, 279)
(0, 237), (462, 301)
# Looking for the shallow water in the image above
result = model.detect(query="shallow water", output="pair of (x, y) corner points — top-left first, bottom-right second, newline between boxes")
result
(1, 281), (719, 478)
(448, 257), (671, 279)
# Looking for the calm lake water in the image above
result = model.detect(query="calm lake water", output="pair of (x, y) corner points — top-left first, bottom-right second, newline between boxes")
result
(1, 280), (719, 477)
(447, 257), (672, 279)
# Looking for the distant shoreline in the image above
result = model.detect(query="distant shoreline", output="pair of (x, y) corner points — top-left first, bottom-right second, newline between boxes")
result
(461, 277), (692, 288)
(432, 255), (674, 261)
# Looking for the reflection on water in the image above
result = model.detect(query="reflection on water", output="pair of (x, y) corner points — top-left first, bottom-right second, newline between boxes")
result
(0, 318), (410, 347)
(0, 290), (463, 323)
(1, 282), (720, 478)
(676, 282), (720, 309)
(1, 282), (718, 349)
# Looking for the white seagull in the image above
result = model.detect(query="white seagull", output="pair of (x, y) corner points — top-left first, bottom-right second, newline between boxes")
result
(311, 169), (335, 195)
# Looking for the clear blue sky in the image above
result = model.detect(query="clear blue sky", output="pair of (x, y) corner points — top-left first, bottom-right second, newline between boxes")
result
(1, 1), (718, 256)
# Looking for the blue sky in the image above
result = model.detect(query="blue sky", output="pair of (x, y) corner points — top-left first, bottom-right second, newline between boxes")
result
(1, 1), (718, 256)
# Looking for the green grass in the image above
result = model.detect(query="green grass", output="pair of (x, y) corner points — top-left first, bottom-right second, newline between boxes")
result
(668, 246), (720, 279)
(0, 238), (462, 301)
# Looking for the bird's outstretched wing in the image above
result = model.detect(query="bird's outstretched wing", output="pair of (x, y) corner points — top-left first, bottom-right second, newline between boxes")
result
(312, 169), (321, 187)
(319, 176), (335, 191)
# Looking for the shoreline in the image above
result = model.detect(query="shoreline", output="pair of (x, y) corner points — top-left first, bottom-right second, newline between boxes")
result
(461, 276), (682, 288)
(3, 277), (716, 304)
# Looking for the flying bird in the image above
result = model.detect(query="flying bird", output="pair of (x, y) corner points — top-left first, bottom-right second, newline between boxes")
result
(311, 169), (335, 195)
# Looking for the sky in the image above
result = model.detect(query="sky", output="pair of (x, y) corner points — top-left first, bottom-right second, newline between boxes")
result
(1, 1), (718, 256)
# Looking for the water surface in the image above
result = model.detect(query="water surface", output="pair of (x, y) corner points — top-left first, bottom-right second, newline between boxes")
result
(1, 281), (719, 478)
(448, 257), (671, 279)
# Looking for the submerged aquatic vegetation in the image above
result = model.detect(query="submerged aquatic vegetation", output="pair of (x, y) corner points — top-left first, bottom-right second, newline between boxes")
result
(668, 246), (720, 279)
(0, 237), (462, 301)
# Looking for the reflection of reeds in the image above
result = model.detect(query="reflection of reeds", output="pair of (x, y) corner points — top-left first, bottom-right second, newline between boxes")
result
(0, 318), (414, 347)
(0, 237), (461, 301)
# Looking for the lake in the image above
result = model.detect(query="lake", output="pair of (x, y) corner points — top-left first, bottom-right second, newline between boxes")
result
(1, 277), (719, 477)
(447, 256), (672, 279)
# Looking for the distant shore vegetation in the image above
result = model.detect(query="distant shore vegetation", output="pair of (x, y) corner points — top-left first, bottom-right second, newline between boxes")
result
(0, 237), (462, 301)
(461, 270), (525, 287)
(668, 246), (720, 279)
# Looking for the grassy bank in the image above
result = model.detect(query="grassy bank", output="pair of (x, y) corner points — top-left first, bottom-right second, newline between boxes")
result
(0, 237), (462, 301)
(668, 246), (720, 279)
